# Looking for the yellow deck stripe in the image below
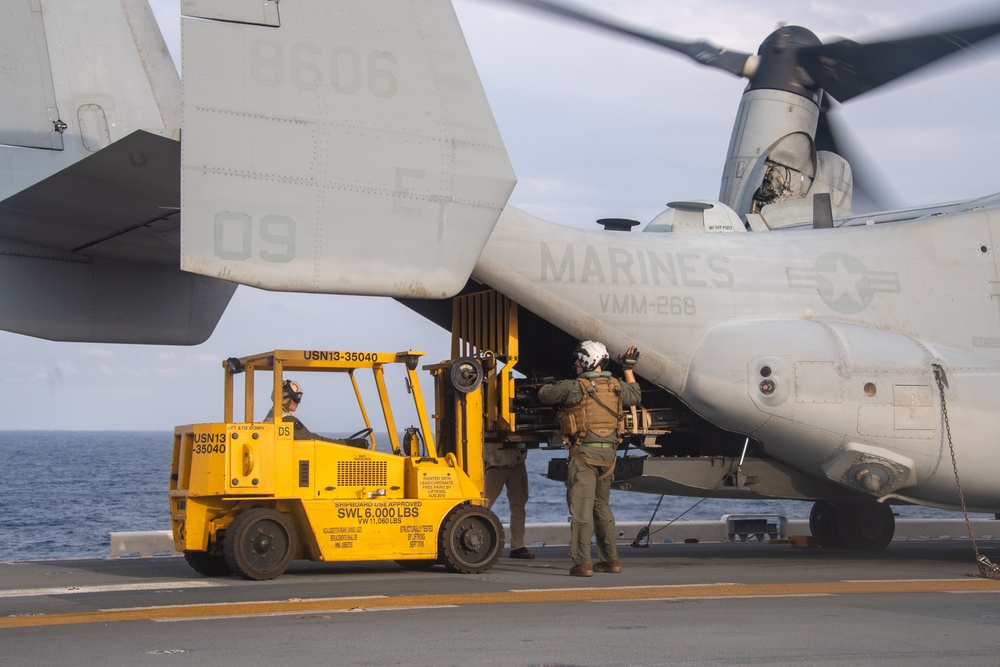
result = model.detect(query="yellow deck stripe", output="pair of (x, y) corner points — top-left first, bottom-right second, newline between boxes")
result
(3, 578), (998, 629)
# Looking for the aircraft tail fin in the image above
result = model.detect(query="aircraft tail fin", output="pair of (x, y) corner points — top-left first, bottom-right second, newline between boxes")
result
(0, 0), (239, 345)
(180, 0), (516, 299)
(0, 0), (179, 174)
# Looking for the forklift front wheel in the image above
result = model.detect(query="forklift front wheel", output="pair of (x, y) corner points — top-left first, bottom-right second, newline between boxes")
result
(223, 508), (297, 580)
(184, 550), (233, 577)
(438, 504), (504, 574)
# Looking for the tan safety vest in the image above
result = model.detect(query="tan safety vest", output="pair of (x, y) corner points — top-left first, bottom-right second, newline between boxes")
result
(557, 376), (623, 444)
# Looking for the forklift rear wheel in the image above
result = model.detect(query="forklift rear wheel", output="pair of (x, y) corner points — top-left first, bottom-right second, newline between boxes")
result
(395, 559), (439, 570)
(223, 508), (296, 580)
(438, 504), (503, 574)
(184, 550), (233, 577)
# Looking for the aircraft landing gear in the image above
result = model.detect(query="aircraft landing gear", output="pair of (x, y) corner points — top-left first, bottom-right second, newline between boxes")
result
(809, 499), (895, 551)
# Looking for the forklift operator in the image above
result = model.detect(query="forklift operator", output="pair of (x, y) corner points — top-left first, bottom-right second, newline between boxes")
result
(265, 379), (343, 444)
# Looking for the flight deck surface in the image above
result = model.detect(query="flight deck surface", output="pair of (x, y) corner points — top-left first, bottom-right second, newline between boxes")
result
(4, 540), (1000, 666)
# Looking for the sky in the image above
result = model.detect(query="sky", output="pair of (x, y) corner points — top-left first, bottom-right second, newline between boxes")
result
(2, 0), (999, 430)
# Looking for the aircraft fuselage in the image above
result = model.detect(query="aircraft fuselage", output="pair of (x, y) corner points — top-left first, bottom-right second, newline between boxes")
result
(475, 199), (1000, 511)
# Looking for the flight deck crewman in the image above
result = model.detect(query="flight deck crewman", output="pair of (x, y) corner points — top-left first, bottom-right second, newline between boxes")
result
(537, 341), (641, 577)
(484, 441), (534, 559)
(265, 379), (356, 445)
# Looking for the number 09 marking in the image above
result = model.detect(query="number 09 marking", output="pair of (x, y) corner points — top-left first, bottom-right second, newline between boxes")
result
(214, 212), (296, 263)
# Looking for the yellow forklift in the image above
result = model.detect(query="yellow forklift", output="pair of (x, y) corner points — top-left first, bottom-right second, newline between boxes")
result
(169, 348), (504, 580)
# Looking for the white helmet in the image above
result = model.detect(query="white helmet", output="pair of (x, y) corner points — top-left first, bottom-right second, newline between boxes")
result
(574, 340), (609, 372)
(271, 379), (303, 404)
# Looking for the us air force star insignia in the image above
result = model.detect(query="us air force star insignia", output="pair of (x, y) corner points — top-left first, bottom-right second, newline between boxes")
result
(786, 252), (900, 314)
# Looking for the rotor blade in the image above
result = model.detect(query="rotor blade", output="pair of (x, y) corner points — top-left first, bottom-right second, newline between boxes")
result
(815, 97), (898, 213)
(799, 16), (1000, 102)
(484, 0), (753, 77)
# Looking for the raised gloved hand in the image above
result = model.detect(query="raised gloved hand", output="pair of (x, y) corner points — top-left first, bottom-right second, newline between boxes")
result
(619, 346), (639, 370)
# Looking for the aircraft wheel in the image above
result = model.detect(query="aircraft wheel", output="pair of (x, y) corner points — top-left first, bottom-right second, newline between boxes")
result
(438, 504), (503, 574)
(836, 501), (895, 551)
(808, 500), (846, 549)
(223, 508), (296, 580)
(184, 550), (233, 577)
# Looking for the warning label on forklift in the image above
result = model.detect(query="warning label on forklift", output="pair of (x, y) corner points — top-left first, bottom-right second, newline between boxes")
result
(400, 524), (433, 548)
(324, 526), (361, 549)
(420, 473), (455, 498)
(335, 501), (423, 525)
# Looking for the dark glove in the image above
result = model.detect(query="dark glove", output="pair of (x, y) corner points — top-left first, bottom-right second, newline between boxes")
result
(619, 346), (639, 370)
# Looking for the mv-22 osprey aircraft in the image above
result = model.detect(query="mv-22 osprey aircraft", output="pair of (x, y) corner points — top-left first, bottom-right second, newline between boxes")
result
(3, 0), (1000, 551)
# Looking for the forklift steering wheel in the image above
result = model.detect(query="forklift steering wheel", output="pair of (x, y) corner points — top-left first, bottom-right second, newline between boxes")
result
(347, 427), (373, 442)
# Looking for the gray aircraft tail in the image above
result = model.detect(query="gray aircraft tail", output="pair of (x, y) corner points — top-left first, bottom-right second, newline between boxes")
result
(0, 0), (235, 344)
(179, 0), (515, 299)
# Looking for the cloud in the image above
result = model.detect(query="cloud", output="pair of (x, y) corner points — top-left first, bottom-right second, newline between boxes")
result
(80, 347), (114, 359)
(153, 366), (185, 377)
(98, 365), (143, 378)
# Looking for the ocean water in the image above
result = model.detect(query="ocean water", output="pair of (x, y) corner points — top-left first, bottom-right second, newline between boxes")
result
(0, 431), (976, 561)
(1, 431), (172, 562)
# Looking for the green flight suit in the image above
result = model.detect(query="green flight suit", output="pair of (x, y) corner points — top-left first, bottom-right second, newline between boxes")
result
(538, 371), (642, 567)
